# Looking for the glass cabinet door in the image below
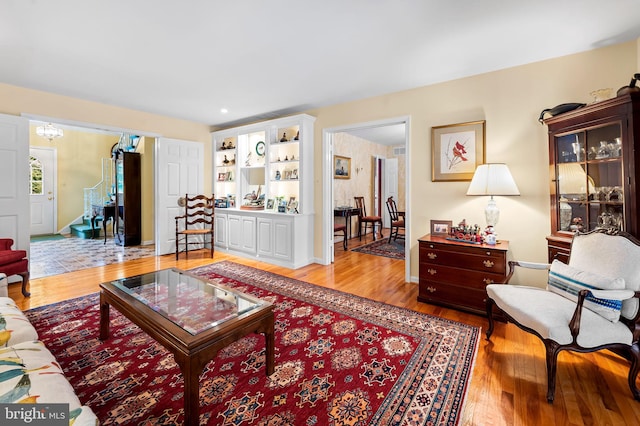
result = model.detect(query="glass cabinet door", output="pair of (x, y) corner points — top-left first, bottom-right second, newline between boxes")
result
(554, 123), (623, 233)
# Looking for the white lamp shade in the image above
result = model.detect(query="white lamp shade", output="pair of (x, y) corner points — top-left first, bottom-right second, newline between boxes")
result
(466, 164), (520, 196)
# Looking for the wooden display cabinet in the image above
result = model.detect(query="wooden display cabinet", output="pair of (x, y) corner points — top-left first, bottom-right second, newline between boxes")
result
(544, 93), (640, 261)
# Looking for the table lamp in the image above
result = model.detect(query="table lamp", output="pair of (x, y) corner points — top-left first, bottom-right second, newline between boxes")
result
(466, 163), (520, 227)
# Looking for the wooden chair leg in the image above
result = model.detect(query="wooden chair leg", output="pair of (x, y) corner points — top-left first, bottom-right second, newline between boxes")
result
(342, 228), (347, 250)
(19, 271), (30, 297)
(627, 344), (640, 400)
(485, 298), (495, 340)
(544, 342), (561, 403)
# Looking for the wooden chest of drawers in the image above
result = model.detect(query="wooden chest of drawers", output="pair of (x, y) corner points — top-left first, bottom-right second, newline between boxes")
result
(417, 234), (509, 316)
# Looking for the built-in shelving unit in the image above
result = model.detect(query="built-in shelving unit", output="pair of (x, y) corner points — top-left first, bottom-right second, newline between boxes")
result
(211, 114), (315, 268)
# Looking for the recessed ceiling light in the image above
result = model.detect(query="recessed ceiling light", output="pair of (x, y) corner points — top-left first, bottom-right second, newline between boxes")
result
(220, 108), (228, 114)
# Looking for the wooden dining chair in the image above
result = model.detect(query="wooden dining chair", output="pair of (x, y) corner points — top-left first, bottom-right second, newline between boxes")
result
(385, 196), (405, 243)
(334, 223), (347, 250)
(353, 196), (383, 241)
(175, 194), (215, 259)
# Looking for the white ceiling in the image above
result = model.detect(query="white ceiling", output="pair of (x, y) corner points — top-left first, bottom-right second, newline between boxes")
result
(2, 0), (640, 135)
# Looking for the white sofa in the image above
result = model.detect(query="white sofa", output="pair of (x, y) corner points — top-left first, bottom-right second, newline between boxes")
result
(0, 273), (98, 425)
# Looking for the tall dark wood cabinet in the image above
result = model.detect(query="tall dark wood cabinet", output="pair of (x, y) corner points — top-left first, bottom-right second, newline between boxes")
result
(544, 92), (640, 262)
(113, 151), (141, 246)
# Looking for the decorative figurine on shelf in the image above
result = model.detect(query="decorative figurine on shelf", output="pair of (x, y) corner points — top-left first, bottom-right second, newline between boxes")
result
(227, 141), (234, 149)
(223, 155), (230, 164)
(291, 154), (295, 160)
(275, 170), (281, 180)
(230, 155), (235, 165)
(294, 131), (299, 140)
(277, 156), (281, 162)
(280, 132), (288, 142)
(221, 141), (226, 150)
(284, 155), (288, 161)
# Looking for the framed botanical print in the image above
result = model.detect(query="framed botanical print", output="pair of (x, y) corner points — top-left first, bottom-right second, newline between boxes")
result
(431, 120), (485, 181)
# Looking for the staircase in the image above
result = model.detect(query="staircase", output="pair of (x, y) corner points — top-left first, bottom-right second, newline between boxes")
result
(70, 133), (140, 239)
(70, 158), (114, 239)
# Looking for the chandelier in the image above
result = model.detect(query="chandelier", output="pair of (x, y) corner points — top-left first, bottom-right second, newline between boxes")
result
(36, 122), (63, 142)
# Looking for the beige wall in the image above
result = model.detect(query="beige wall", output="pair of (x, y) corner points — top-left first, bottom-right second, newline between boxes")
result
(29, 127), (119, 231)
(2, 39), (638, 285)
(309, 39), (638, 285)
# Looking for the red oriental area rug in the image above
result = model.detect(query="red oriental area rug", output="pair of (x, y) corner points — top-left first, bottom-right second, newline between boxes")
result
(26, 261), (479, 425)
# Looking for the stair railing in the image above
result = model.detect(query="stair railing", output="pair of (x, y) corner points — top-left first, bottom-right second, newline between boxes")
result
(83, 157), (114, 219)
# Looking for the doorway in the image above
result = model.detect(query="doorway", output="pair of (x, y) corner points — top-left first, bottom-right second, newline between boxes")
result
(29, 147), (57, 236)
(25, 117), (161, 279)
(323, 116), (410, 282)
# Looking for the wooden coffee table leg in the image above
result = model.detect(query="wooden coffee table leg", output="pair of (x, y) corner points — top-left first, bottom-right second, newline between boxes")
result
(178, 358), (203, 426)
(265, 312), (275, 376)
(99, 293), (110, 340)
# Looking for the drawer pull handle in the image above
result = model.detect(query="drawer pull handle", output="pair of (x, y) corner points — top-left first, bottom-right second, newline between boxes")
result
(483, 260), (495, 268)
(483, 278), (494, 284)
(428, 268), (437, 275)
(486, 251), (491, 256)
(427, 286), (436, 293)
(427, 252), (437, 260)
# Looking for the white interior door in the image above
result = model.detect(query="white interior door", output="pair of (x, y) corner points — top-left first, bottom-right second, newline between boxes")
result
(0, 114), (30, 255)
(383, 157), (399, 227)
(156, 137), (204, 255)
(29, 147), (56, 235)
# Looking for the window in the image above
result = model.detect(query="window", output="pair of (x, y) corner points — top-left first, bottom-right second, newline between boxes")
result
(29, 156), (43, 195)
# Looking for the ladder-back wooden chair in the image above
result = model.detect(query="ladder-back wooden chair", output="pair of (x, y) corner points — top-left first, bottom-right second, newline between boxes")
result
(353, 196), (383, 241)
(385, 196), (405, 243)
(175, 194), (215, 260)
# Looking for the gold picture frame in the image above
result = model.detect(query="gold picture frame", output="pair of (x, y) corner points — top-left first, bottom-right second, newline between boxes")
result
(431, 120), (485, 181)
(334, 155), (351, 179)
(430, 220), (453, 237)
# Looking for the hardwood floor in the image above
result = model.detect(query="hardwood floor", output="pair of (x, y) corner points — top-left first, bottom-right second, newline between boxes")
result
(10, 233), (640, 425)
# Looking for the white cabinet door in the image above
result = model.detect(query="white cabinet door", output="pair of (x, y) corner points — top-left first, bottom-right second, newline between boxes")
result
(239, 215), (257, 254)
(257, 217), (273, 257)
(273, 218), (292, 261)
(214, 212), (228, 247)
(227, 214), (242, 251)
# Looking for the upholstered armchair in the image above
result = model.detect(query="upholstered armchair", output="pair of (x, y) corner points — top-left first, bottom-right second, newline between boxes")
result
(485, 229), (640, 402)
(0, 239), (30, 297)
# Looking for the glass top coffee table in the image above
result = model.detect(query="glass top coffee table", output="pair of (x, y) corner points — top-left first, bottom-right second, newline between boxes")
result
(99, 268), (274, 426)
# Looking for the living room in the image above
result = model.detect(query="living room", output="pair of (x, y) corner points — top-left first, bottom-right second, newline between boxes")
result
(1, 3), (640, 425)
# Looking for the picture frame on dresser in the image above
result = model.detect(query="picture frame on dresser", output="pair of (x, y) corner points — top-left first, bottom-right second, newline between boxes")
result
(431, 120), (485, 181)
(430, 220), (452, 237)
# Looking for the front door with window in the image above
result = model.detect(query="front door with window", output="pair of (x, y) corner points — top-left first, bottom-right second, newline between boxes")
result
(29, 147), (56, 235)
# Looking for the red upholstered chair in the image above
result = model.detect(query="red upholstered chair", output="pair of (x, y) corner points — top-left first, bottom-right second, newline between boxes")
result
(0, 239), (30, 297)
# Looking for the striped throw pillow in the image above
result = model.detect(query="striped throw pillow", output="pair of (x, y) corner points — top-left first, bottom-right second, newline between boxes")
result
(548, 260), (625, 322)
